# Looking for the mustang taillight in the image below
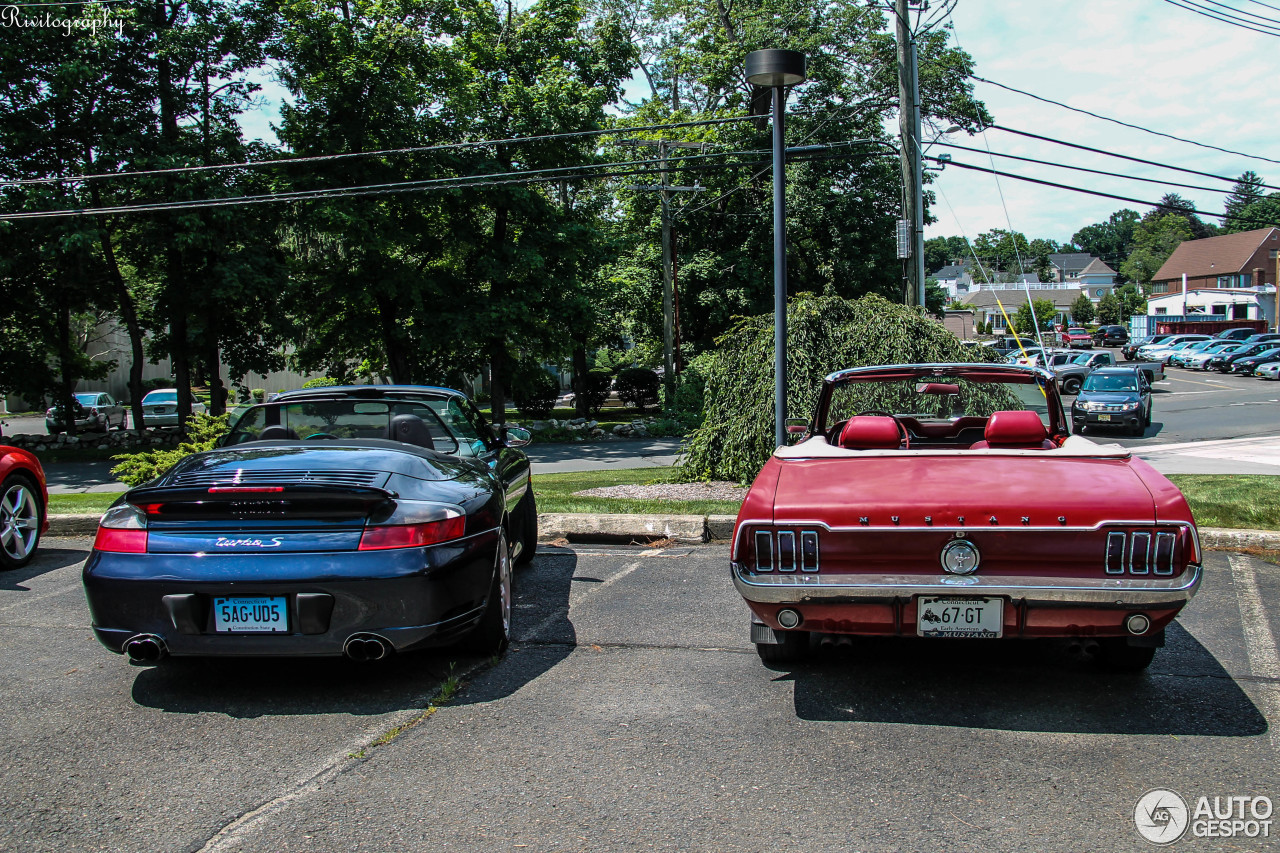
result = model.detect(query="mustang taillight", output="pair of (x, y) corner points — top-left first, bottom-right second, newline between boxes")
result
(1104, 529), (1182, 576)
(358, 501), (467, 550)
(93, 503), (148, 553)
(750, 528), (820, 573)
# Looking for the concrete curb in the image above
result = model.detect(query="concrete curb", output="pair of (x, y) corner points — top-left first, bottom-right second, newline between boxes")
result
(45, 511), (1280, 551)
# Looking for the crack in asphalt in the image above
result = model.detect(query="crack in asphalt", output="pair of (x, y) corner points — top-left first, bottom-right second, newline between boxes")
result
(191, 658), (492, 853)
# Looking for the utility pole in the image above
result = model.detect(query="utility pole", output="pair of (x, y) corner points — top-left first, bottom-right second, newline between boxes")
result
(619, 139), (705, 401)
(895, 0), (924, 307)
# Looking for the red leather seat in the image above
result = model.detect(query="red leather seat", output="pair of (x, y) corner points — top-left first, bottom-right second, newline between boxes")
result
(970, 410), (1055, 449)
(838, 416), (903, 450)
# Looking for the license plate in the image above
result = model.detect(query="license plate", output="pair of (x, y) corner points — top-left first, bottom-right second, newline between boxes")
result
(1097, 414), (1111, 422)
(213, 596), (288, 633)
(917, 596), (1003, 638)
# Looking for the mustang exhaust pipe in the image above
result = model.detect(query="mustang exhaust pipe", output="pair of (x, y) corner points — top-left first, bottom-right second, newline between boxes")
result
(123, 634), (167, 663)
(343, 634), (392, 662)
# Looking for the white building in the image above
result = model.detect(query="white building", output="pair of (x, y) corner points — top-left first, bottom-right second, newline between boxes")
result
(1146, 287), (1276, 326)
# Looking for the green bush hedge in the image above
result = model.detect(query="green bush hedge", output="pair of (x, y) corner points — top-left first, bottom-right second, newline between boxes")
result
(513, 363), (560, 419)
(679, 293), (1000, 483)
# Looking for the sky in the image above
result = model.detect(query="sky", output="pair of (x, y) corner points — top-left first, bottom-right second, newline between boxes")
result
(238, 0), (1280, 250)
(927, 0), (1280, 246)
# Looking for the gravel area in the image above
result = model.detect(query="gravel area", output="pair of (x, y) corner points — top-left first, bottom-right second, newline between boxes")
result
(573, 481), (748, 501)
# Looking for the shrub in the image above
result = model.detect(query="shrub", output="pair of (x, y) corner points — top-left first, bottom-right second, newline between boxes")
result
(582, 370), (612, 416)
(251, 388), (266, 402)
(660, 351), (713, 432)
(141, 378), (174, 392)
(616, 367), (660, 411)
(302, 377), (339, 389)
(512, 363), (560, 419)
(678, 293), (1000, 484)
(111, 413), (231, 487)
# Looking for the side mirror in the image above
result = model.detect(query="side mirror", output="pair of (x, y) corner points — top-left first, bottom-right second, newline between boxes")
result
(504, 427), (532, 448)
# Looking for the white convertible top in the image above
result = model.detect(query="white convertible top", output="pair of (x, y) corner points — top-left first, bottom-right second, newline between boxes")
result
(773, 434), (1132, 459)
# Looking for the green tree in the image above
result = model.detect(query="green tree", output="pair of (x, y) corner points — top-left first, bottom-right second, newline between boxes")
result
(924, 236), (970, 274)
(1096, 291), (1122, 325)
(1233, 193), (1280, 232)
(1155, 192), (1215, 240)
(1120, 211), (1192, 290)
(1069, 209), (1139, 275)
(1013, 298), (1058, 335)
(1069, 292), (1095, 325)
(1224, 171), (1266, 232)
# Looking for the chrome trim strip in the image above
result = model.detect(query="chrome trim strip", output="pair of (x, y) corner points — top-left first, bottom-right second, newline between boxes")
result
(1105, 532), (1126, 575)
(777, 530), (796, 573)
(731, 562), (1203, 607)
(801, 530), (820, 573)
(732, 517), (1200, 559)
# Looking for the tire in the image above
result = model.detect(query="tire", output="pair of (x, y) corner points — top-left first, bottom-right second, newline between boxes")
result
(1097, 639), (1157, 672)
(1130, 420), (1144, 437)
(119, 412), (128, 430)
(513, 487), (537, 567)
(0, 475), (43, 570)
(462, 530), (512, 655)
(756, 630), (810, 664)
(1061, 377), (1081, 395)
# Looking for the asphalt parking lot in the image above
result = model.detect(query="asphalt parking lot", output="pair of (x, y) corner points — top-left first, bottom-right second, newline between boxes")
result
(3, 539), (1277, 852)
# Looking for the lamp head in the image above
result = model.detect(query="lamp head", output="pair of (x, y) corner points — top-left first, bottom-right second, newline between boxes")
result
(745, 49), (807, 87)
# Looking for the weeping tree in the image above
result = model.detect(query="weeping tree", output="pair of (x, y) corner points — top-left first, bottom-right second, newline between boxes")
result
(679, 293), (999, 483)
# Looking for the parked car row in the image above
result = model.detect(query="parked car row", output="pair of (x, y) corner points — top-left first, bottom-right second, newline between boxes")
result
(1130, 329), (1280, 377)
(40, 388), (209, 435)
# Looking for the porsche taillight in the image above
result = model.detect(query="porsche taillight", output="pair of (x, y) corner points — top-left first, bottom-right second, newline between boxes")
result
(746, 528), (820, 573)
(1104, 528), (1186, 575)
(93, 503), (148, 553)
(358, 501), (467, 551)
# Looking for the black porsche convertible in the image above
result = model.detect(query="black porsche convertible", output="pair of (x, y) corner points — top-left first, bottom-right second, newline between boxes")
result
(83, 385), (536, 663)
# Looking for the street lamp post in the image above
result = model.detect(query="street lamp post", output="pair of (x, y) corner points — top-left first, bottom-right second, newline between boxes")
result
(746, 49), (807, 448)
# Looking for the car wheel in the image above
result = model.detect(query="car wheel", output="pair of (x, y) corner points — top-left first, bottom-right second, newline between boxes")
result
(1097, 638), (1157, 672)
(0, 475), (42, 571)
(1062, 377), (1081, 395)
(514, 488), (537, 567)
(462, 530), (512, 655)
(756, 629), (809, 664)
(1130, 420), (1144, 437)
(119, 412), (128, 430)
(1143, 409), (1152, 427)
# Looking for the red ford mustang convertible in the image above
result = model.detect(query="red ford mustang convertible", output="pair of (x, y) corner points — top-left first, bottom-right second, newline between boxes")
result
(732, 363), (1201, 671)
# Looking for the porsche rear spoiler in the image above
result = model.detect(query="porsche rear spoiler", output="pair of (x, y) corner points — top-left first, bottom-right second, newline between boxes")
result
(127, 483), (395, 521)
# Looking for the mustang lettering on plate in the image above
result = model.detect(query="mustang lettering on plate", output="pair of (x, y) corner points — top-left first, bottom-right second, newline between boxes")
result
(732, 363), (1202, 671)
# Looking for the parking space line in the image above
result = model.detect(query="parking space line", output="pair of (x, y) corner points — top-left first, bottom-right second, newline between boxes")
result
(522, 559), (645, 643)
(1227, 554), (1280, 754)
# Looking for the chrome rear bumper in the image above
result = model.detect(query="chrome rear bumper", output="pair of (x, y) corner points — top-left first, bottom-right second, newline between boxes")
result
(732, 563), (1202, 608)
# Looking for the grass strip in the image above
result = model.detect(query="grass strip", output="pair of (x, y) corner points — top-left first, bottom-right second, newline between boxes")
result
(44, 470), (1280, 532)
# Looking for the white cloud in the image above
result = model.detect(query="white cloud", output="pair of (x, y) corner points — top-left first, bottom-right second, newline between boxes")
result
(928, 0), (1280, 245)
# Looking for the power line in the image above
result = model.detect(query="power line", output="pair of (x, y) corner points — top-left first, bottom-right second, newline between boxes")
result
(1159, 0), (1280, 35)
(989, 124), (1280, 191)
(937, 140), (1243, 196)
(930, 155), (1280, 229)
(0, 142), (884, 221)
(972, 75), (1280, 167)
(0, 115), (764, 188)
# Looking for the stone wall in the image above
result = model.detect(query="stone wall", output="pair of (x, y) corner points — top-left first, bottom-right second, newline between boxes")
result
(2, 429), (183, 455)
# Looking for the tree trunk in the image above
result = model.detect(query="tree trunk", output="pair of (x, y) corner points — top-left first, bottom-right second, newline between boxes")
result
(572, 345), (589, 419)
(205, 333), (226, 416)
(377, 293), (413, 384)
(54, 297), (78, 437)
(96, 222), (145, 432)
(489, 205), (510, 427)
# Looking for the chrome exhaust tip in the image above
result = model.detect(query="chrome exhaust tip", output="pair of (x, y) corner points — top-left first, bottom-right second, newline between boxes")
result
(123, 634), (167, 664)
(343, 634), (392, 662)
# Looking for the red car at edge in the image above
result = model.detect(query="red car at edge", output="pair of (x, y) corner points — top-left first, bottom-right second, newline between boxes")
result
(732, 363), (1201, 671)
(0, 445), (48, 570)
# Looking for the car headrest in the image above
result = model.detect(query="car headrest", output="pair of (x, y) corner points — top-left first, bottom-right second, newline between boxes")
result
(838, 416), (902, 450)
(257, 425), (299, 441)
(982, 410), (1048, 447)
(389, 413), (437, 451)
